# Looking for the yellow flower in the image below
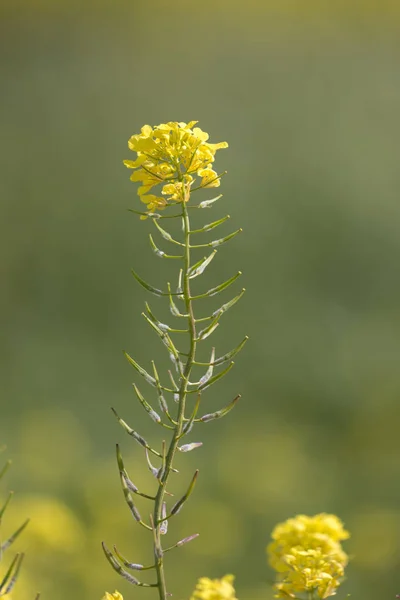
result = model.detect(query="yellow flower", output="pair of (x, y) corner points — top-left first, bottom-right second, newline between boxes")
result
(124, 121), (227, 217)
(162, 174), (194, 202)
(140, 194), (167, 211)
(268, 513), (349, 572)
(102, 592), (123, 600)
(190, 574), (237, 600)
(197, 166), (221, 188)
(277, 548), (344, 599)
(268, 514), (349, 599)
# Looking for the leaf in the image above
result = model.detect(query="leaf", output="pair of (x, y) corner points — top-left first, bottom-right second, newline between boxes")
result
(188, 251), (217, 279)
(190, 272), (242, 300)
(198, 361), (234, 392)
(171, 470), (199, 515)
(199, 394), (241, 423)
(196, 316), (220, 341)
(124, 352), (156, 386)
(153, 219), (185, 246)
(132, 383), (161, 424)
(212, 337), (249, 366)
(190, 215), (230, 234)
(111, 408), (161, 458)
(102, 542), (147, 586)
(0, 519), (29, 553)
(149, 234), (183, 259)
(212, 288), (246, 317)
(197, 194), (222, 208)
(190, 228), (242, 249)
(178, 442), (203, 452)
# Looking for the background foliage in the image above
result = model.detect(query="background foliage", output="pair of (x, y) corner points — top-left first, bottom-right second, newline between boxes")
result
(1, 2), (400, 599)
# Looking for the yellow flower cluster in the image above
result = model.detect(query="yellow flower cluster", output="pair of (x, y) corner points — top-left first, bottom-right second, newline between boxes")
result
(268, 513), (349, 599)
(102, 592), (123, 600)
(124, 121), (228, 217)
(190, 574), (238, 600)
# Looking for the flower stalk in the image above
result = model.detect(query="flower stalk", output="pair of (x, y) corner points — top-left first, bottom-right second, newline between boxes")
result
(151, 199), (198, 599)
(103, 121), (247, 600)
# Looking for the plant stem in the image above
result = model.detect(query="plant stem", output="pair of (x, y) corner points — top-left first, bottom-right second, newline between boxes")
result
(152, 200), (197, 600)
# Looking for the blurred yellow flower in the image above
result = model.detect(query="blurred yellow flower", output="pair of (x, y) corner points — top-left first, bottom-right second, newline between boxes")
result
(8, 495), (84, 553)
(268, 514), (349, 599)
(102, 592), (123, 600)
(190, 574), (237, 600)
(124, 121), (227, 216)
(275, 548), (344, 599)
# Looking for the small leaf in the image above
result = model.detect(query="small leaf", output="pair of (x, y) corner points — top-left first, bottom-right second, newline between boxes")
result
(0, 553), (24, 595)
(198, 194), (222, 208)
(198, 348), (215, 386)
(168, 369), (179, 392)
(149, 234), (183, 259)
(190, 272), (242, 300)
(116, 445), (155, 501)
(153, 219), (185, 246)
(112, 408), (161, 457)
(196, 316), (220, 341)
(210, 228), (242, 248)
(199, 394), (241, 423)
(160, 502), (168, 535)
(182, 393), (201, 435)
(132, 384), (161, 424)
(120, 473), (142, 522)
(102, 542), (144, 586)
(178, 442), (203, 452)
(1, 519), (30, 553)
(145, 302), (168, 330)
(171, 470), (199, 515)
(145, 448), (161, 479)
(116, 481), (151, 530)
(0, 491), (13, 520)
(128, 208), (161, 219)
(124, 352), (156, 386)
(190, 228), (242, 249)
(113, 546), (145, 571)
(212, 337), (249, 366)
(176, 533), (199, 547)
(168, 282), (188, 317)
(164, 533), (199, 553)
(142, 313), (181, 367)
(176, 268), (184, 299)
(152, 362), (177, 426)
(198, 361), (234, 392)
(131, 268), (165, 296)
(212, 288), (246, 317)
(188, 251), (217, 279)
(190, 215), (230, 234)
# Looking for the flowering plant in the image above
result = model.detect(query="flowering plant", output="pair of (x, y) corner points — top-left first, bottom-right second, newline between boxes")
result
(101, 122), (350, 600)
(102, 121), (246, 600)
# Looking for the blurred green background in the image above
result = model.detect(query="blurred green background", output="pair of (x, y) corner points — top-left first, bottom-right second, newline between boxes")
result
(2, 1), (400, 599)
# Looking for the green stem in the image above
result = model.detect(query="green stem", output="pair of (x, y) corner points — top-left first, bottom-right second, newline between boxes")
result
(152, 200), (197, 600)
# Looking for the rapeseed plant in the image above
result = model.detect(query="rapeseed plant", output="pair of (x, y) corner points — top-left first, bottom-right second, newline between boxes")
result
(101, 121), (350, 600)
(102, 121), (245, 600)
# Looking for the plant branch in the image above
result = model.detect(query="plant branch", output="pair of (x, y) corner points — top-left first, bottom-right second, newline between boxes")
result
(152, 200), (197, 600)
